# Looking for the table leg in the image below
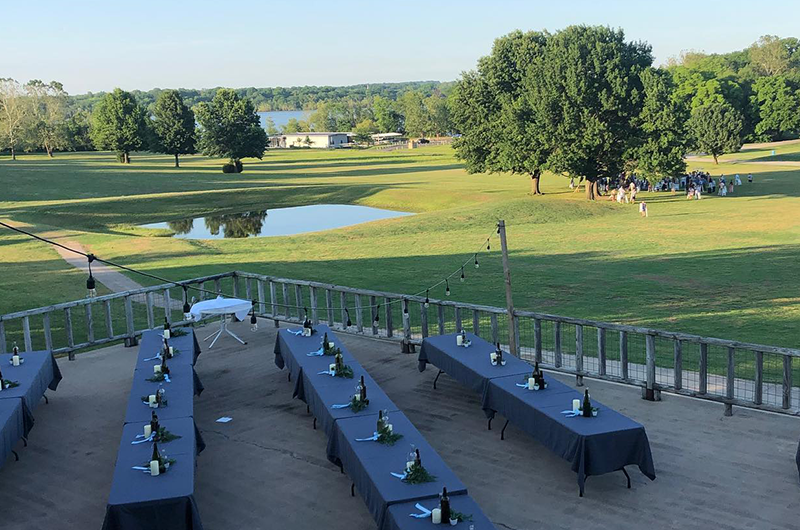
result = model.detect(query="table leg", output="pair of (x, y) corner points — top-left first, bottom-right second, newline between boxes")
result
(500, 420), (509, 440)
(622, 468), (631, 489)
(351, 483), (355, 497)
(43, 394), (49, 405)
(312, 417), (317, 430)
(288, 372), (291, 382)
(433, 369), (444, 390)
(12, 450), (18, 462)
(306, 405), (310, 414)
(203, 315), (225, 341)
(208, 328), (224, 348)
(22, 436), (27, 447)
(487, 417), (493, 431)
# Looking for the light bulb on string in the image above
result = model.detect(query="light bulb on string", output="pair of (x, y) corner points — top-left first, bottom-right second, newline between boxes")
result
(182, 285), (192, 320)
(445, 279), (450, 296)
(373, 304), (381, 326)
(460, 266), (465, 282)
(487, 239), (491, 251)
(344, 308), (352, 328)
(402, 300), (409, 315)
(250, 300), (258, 332)
(424, 290), (430, 308)
(86, 254), (97, 298)
(474, 254), (479, 269)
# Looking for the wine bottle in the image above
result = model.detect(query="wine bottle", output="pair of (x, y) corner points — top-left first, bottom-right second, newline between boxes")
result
(162, 338), (170, 358)
(163, 317), (171, 339)
(414, 448), (421, 468)
(12, 343), (18, 355)
(359, 375), (367, 402)
(160, 352), (170, 376)
(335, 352), (343, 373)
(440, 487), (451, 522)
(533, 362), (543, 387)
(151, 440), (160, 464)
(0, 367), (4, 390)
(460, 329), (467, 345)
(377, 410), (384, 432)
(150, 410), (160, 435)
(582, 389), (592, 417)
(495, 343), (503, 365)
(322, 332), (329, 352)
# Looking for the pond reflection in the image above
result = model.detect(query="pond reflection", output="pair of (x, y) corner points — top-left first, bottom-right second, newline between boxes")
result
(141, 204), (412, 239)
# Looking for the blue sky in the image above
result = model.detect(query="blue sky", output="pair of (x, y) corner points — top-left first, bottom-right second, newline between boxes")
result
(2, 0), (798, 94)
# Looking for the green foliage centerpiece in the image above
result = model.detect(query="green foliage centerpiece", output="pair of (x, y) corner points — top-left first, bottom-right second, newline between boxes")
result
(321, 333), (341, 356)
(348, 376), (369, 412)
(169, 327), (189, 338)
(376, 410), (403, 446)
(0, 368), (19, 389)
(333, 351), (353, 379)
(403, 449), (436, 485)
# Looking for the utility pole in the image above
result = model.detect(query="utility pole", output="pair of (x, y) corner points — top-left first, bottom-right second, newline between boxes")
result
(497, 220), (517, 355)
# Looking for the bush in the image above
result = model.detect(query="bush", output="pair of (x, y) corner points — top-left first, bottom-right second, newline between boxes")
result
(222, 163), (236, 173)
(234, 159), (243, 173)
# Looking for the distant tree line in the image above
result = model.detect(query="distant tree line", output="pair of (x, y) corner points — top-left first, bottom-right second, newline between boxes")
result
(449, 28), (800, 199)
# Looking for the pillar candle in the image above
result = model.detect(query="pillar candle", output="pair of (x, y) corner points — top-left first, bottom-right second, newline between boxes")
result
(456, 335), (463, 346)
(144, 425), (152, 438)
(163, 330), (170, 339)
(528, 377), (535, 390)
(490, 352), (497, 362)
(354, 393), (361, 402)
(431, 508), (442, 524)
(406, 460), (414, 470)
(572, 399), (580, 413)
(168, 347), (174, 356)
(328, 342), (335, 349)
(329, 363), (336, 373)
(388, 424), (393, 433)
(150, 460), (160, 476)
(154, 365), (162, 374)
(149, 394), (157, 406)
(12, 356), (20, 367)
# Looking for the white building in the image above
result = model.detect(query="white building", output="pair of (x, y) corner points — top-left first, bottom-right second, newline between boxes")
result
(370, 132), (404, 144)
(271, 132), (349, 149)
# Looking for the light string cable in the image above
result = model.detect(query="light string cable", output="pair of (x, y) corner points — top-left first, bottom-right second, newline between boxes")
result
(0, 220), (499, 313)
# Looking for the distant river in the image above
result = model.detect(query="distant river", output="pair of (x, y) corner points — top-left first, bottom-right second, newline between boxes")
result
(258, 110), (311, 130)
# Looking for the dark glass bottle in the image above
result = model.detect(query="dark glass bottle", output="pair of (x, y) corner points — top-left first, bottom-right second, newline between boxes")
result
(359, 375), (367, 402)
(322, 332), (329, 352)
(150, 410), (160, 434)
(495, 343), (503, 365)
(440, 487), (451, 522)
(582, 389), (592, 417)
(414, 448), (421, 468)
(163, 317), (171, 337)
(533, 362), (543, 387)
(377, 410), (384, 432)
(151, 440), (160, 464)
(335, 352), (343, 373)
(162, 338), (170, 358)
(0, 368), (5, 390)
(160, 353), (170, 376)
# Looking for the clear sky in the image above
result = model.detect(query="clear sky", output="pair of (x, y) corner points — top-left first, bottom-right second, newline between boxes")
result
(2, 0), (798, 94)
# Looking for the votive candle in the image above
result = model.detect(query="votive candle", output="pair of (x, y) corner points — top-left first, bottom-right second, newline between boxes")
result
(456, 335), (463, 346)
(154, 365), (162, 374)
(144, 425), (152, 437)
(572, 399), (580, 413)
(150, 460), (160, 476)
(432, 508), (442, 524)
(528, 377), (535, 390)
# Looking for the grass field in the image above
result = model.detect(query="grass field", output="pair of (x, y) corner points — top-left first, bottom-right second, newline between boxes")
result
(1, 143), (798, 350)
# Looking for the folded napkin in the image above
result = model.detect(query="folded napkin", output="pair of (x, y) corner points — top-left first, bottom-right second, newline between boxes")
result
(131, 466), (151, 473)
(307, 348), (324, 356)
(410, 503), (433, 518)
(355, 432), (379, 442)
(390, 470), (408, 480)
(164, 374), (171, 383)
(143, 354), (160, 362)
(288, 329), (304, 336)
(317, 370), (335, 376)
(331, 403), (351, 409)
(131, 434), (154, 445)
(560, 410), (580, 417)
(515, 383), (528, 388)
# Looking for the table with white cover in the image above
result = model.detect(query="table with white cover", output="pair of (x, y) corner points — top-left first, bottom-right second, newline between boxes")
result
(189, 296), (252, 348)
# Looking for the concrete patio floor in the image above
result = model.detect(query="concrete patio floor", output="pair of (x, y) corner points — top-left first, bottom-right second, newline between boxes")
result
(0, 320), (797, 530)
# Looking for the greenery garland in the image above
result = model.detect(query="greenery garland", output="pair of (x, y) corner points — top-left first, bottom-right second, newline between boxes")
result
(335, 365), (354, 379)
(376, 425), (403, 446)
(169, 328), (188, 337)
(349, 395), (369, 412)
(402, 463), (436, 485)
(154, 426), (181, 443)
(324, 345), (341, 357)
(146, 372), (169, 383)
(1, 380), (19, 389)
(450, 510), (473, 523)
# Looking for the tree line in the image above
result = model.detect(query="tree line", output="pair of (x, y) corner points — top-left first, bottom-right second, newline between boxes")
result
(449, 28), (800, 199)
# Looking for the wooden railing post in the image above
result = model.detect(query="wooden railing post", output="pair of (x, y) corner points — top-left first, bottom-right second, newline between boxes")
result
(782, 355), (792, 410)
(402, 299), (412, 353)
(420, 302), (429, 338)
(385, 298), (393, 338)
(257, 280), (265, 315)
(281, 284), (290, 318)
(326, 289), (334, 326)
(472, 310), (480, 335)
(22, 315), (32, 352)
(0, 320), (5, 354)
(310, 287), (319, 324)
(699, 343), (708, 395)
(575, 324), (584, 386)
(754, 351), (763, 405)
(437, 305), (445, 335)
(597, 327), (606, 376)
(294, 285), (303, 320)
(146, 292), (155, 329)
(673, 339), (682, 390)
(534, 318), (542, 363)
(65, 307), (75, 360)
(725, 347), (735, 416)
(269, 281), (278, 317)
(104, 300), (113, 338)
(554, 321), (562, 368)
(490, 313), (499, 346)
(124, 295), (135, 347)
(85, 303), (94, 344)
(163, 289), (172, 322)
(370, 295), (378, 335)
(339, 292), (347, 330)
(43, 313), (53, 352)
(620, 331), (628, 380)
(354, 294), (363, 333)
(245, 278), (253, 301)
(644, 334), (656, 401)
(454, 307), (462, 333)
(232, 275), (240, 298)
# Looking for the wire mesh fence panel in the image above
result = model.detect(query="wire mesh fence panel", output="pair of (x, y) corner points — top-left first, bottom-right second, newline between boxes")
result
(539, 319), (557, 366)
(626, 333), (647, 382)
(604, 330), (622, 378)
(761, 352), (784, 408)
(681, 341), (702, 393)
(517, 317), (535, 362)
(653, 335), (675, 387)
(704, 344), (730, 398)
(733, 349), (755, 404)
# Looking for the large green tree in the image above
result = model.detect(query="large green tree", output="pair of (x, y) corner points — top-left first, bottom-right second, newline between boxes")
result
(152, 90), (196, 167)
(195, 88), (267, 172)
(373, 96), (402, 133)
(750, 76), (800, 141)
(0, 78), (28, 160)
(627, 68), (688, 183)
(688, 102), (744, 164)
(90, 88), (149, 163)
(529, 25), (652, 199)
(450, 30), (550, 194)
(24, 80), (69, 157)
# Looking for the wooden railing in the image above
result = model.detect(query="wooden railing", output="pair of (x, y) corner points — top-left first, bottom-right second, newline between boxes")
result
(2, 270), (798, 416)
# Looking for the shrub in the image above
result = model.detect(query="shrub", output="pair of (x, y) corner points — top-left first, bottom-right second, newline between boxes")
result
(234, 159), (243, 173)
(222, 163), (236, 173)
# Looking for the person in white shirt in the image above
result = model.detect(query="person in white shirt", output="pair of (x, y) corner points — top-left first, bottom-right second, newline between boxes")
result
(639, 201), (648, 217)
(735, 174), (742, 186)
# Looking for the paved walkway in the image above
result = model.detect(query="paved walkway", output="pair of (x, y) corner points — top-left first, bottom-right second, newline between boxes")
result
(0, 322), (798, 530)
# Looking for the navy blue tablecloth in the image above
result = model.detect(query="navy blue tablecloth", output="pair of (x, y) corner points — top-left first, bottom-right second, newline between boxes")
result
(326, 411), (468, 530)
(135, 328), (201, 371)
(418, 334), (531, 405)
(384, 495), (497, 530)
(124, 365), (202, 424)
(102, 417), (202, 530)
(0, 399), (29, 470)
(0, 351), (62, 412)
(487, 375), (656, 494)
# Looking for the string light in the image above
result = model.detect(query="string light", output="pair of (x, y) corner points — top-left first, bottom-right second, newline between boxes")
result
(344, 308), (352, 327)
(474, 254), (479, 269)
(403, 300), (409, 314)
(86, 254), (97, 298)
(487, 239), (491, 251)
(250, 300), (258, 331)
(460, 266), (465, 282)
(373, 304), (381, 326)
(424, 290), (430, 308)
(182, 285), (191, 319)
(445, 279), (450, 296)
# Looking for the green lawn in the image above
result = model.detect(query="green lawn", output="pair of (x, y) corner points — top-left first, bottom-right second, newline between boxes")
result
(1, 144), (798, 351)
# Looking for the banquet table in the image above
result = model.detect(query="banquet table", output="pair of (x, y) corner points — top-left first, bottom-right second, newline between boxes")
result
(418, 333), (532, 400)
(135, 328), (202, 371)
(102, 417), (203, 530)
(0, 399), (30, 470)
(326, 411), (468, 530)
(384, 495), (497, 530)
(124, 365), (203, 424)
(274, 324), (356, 393)
(0, 350), (62, 414)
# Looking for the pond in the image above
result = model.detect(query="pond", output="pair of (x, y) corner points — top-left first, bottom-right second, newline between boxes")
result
(140, 204), (413, 239)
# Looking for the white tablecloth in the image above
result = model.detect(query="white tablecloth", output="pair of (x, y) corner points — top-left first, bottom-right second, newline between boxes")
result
(190, 296), (251, 322)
